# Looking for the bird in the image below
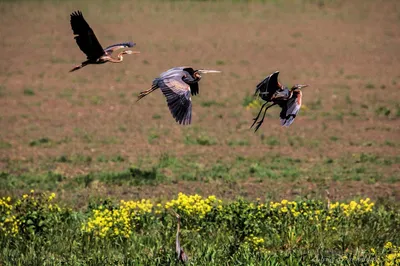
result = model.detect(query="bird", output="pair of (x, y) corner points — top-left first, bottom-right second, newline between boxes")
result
(69, 11), (140, 72)
(169, 209), (188, 263)
(136, 66), (221, 125)
(250, 71), (308, 132)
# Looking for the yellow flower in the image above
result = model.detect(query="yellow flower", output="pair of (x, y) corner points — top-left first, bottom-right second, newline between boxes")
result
(370, 248), (375, 254)
(385, 242), (393, 249)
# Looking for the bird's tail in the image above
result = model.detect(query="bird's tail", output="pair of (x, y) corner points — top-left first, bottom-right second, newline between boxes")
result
(69, 61), (89, 73)
(137, 84), (158, 101)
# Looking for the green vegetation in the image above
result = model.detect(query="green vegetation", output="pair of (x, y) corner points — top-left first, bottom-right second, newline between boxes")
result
(1, 192), (399, 265)
(0, 0), (399, 264)
(23, 88), (35, 96)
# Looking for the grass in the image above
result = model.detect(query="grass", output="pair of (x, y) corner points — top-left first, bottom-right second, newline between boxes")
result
(0, 192), (399, 265)
(29, 137), (51, 147)
(23, 88), (35, 96)
(1, 153), (396, 193)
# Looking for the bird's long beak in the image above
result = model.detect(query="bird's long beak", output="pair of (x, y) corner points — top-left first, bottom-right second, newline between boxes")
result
(198, 69), (221, 74)
(125, 50), (140, 55)
(298, 84), (309, 89)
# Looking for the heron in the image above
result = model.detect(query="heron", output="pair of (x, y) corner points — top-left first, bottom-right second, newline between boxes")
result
(169, 209), (188, 263)
(69, 11), (140, 72)
(251, 71), (308, 132)
(136, 66), (221, 125)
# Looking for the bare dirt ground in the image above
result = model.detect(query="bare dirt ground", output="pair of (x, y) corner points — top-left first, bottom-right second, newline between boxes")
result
(0, 0), (399, 205)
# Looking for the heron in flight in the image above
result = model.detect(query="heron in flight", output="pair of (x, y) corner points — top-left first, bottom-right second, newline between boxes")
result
(251, 71), (308, 132)
(137, 66), (220, 125)
(69, 11), (140, 72)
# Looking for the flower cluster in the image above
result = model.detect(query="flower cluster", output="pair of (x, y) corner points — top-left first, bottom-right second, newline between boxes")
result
(165, 193), (221, 218)
(384, 242), (400, 266)
(0, 191), (65, 237)
(82, 199), (153, 238)
(329, 198), (374, 216)
(0, 196), (19, 236)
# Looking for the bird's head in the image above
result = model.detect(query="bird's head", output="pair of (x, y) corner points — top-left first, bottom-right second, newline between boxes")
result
(291, 84), (309, 91)
(196, 69), (221, 79)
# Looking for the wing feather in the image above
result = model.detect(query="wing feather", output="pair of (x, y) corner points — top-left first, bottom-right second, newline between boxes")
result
(158, 77), (192, 125)
(255, 71), (281, 101)
(70, 11), (105, 60)
(104, 42), (136, 54)
(279, 91), (302, 127)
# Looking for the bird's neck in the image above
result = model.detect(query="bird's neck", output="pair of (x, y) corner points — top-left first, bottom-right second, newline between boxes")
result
(107, 53), (124, 63)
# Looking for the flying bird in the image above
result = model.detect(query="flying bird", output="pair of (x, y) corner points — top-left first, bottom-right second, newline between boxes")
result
(69, 11), (140, 72)
(137, 66), (221, 125)
(251, 71), (308, 132)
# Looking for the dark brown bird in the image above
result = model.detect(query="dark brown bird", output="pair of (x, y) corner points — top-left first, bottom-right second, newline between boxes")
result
(137, 66), (220, 125)
(251, 71), (308, 132)
(69, 11), (140, 72)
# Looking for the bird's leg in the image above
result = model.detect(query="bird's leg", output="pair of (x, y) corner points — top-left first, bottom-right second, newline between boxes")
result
(69, 60), (90, 72)
(250, 102), (272, 129)
(254, 103), (276, 132)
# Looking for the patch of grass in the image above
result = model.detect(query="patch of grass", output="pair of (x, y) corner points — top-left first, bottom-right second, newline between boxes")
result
(97, 166), (163, 186)
(152, 114), (162, 119)
(90, 95), (104, 105)
(263, 136), (280, 146)
(148, 132), (159, 144)
(308, 98), (322, 110)
(58, 88), (75, 99)
(345, 74), (360, 80)
(185, 134), (217, 146)
(329, 136), (339, 142)
(29, 137), (51, 147)
(100, 136), (121, 145)
(216, 60), (225, 65)
(345, 94), (352, 104)
(200, 100), (224, 107)
(0, 192), (398, 265)
(74, 128), (93, 143)
(0, 85), (5, 97)
(95, 155), (125, 163)
(23, 88), (35, 96)
(365, 82), (375, 89)
(0, 171), (65, 190)
(375, 106), (391, 117)
(230, 72), (241, 79)
(0, 140), (12, 149)
(50, 57), (68, 64)
(227, 139), (250, 146)
(291, 32), (303, 38)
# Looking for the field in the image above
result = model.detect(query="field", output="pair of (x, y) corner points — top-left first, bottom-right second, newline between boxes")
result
(0, 0), (399, 264)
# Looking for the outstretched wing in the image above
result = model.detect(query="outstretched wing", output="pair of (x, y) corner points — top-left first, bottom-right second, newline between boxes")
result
(157, 70), (193, 125)
(279, 91), (302, 127)
(70, 11), (105, 60)
(254, 71), (281, 102)
(104, 42), (136, 54)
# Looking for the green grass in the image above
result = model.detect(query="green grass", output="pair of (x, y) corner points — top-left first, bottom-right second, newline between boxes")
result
(29, 137), (51, 147)
(2, 153), (396, 193)
(23, 88), (35, 96)
(0, 192), (399, 265)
